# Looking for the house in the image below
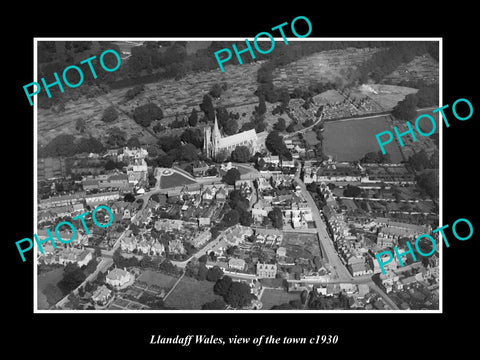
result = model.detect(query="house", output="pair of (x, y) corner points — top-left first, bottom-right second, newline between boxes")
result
(151, 241), (165, 256)
(276, 246), (287, 258)
(57, 248), (92, 267)
(121, 236), (137, 253)
(349, 262), (371, 277)
(202, 187), (216, 204)
(191, 230), (212, 248)
(168, 239), (186, 255)
(256, 263), (277, 279)
(198, 217), (211, 227)
(91, 285), (112, 306)
(85, 191), (120, 205)
(215, 187), (228, 202)
(228, 258), (246, 271)
(106, 267), (133, 288)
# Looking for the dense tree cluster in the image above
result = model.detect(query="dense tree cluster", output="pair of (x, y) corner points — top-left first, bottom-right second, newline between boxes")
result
(38, 135), (105, 158)
(213, 276), (254, 308)
(265, 131), (291, 160)
(124, 84), (145, 101)
(360, 150), (391, 164)
(222, 168), (241, 185)
(133, 102), (163, 127)
(57, 263), (87, 296)
(416, 170), (439, 198)
(231, 146), (251, 163)
(268, 207), (283, 229)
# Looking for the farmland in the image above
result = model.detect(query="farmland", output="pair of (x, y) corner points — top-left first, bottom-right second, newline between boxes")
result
(323, 115), (404, 163)
(272, 47), (382, 91)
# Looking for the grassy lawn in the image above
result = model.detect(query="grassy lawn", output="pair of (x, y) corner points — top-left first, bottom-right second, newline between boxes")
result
(37, 267), (65, 309)
(323, 115), (403, 163)
(137, 270), (178, 289)
(159, 171), (196, 189)
(260, 289), (301, 310)
(164, 277), (223, 310)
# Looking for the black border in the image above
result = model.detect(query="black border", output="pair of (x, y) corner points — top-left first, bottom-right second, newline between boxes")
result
(7, 6), (478, 355)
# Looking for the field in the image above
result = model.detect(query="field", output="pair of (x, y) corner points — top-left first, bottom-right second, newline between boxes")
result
(272, 47), (381, 91)
(159, 171), (196, 189)
(37, 267), (64, 309)
(323, 115), (404, 162)
(137, 269), (179, 288)
(163, 277), (223, 310)
(282, 232), (321, 259)
(260, 288), (301, 310)
(382, 53), (439, 86)
(358, 84), (418, 111)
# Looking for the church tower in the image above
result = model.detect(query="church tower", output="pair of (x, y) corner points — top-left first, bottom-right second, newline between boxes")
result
(212, 115), (221, 159)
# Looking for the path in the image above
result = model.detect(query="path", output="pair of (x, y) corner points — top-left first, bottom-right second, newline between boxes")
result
(162, 272), (185, 301)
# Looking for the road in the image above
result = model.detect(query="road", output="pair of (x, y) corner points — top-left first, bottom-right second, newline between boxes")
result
(294, 173), (354, 283)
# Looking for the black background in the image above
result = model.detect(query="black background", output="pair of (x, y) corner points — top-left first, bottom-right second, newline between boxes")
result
(6, 5), (478, 355)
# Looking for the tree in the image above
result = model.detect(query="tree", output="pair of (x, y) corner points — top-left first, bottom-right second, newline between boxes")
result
(125, 84), (144, 101)
(202, 298), (227, 310)
(200, 94), (215, 122)
(101, 105), (118, 123)
(133, 103), (163, 127)
(258, 92), (267, 115)
(343, 185), (362, 197)
(75, 118), (86, 133)
(223, 118), (238, 136)
(198, 254), (208, 264)
(206, 266), (224, 282)
(216, 106), (229, 130)
(231, 146), (251, 163)
(181, 128), (203, 149)
(127, 136), (141, 149)
(196, 263), (208, 281)
(392, 93), (418, 121)
(84, 258), (98, 276)
(265, 131), (290, 158)
(222, 209), (240, 227)
(224, 281), (253, 308)
(416, 170), (439, 198)
(268, 207), (283, 229)
(106, 127), (127, 148)
(124, 193), (136, 202)
(213, 275), (233, 297)
(76, 137), (105, 154)
(39, 134), (77, 158)
(273, 118), (286, 132)
(179, 143), (199, 161)
(93, 246), (102, 258)
(57, 263), (86, 296)
(209, 83), (223, 98)
(222, 168), (241, 185)
(188, 108), (198, 127)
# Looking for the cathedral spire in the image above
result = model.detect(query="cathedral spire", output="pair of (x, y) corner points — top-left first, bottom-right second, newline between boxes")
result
(213, 114), (221, 139)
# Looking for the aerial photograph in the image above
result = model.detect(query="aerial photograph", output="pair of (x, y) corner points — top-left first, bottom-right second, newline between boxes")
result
(35, 39), (440, 311)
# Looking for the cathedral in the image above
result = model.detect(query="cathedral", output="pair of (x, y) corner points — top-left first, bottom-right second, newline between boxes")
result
(203, 116), (259, 160)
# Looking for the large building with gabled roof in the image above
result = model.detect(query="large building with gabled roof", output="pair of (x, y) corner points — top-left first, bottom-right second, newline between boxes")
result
(203, 116), (259, 160)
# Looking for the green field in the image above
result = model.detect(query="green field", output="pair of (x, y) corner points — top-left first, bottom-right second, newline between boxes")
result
(159, 171), (196, 189)
(260, 289), (301, 310)
(164, 277), (223, 310)
(137, 270), (179, 288)
(323, 115), (403, 162)
(37, 267), (64, 309)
